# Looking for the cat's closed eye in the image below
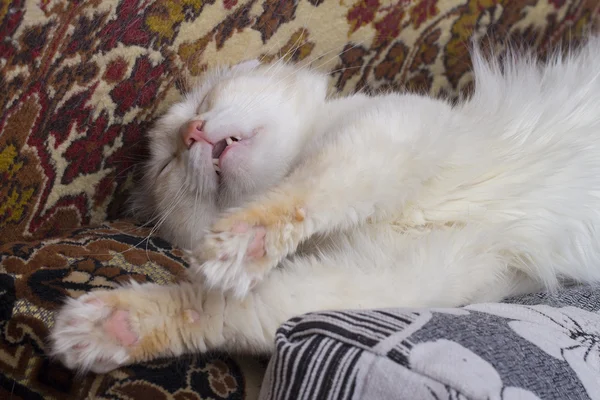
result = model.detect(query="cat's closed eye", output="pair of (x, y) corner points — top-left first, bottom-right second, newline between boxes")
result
(158, 158), (173, 176)
(196, 94), (209, 115)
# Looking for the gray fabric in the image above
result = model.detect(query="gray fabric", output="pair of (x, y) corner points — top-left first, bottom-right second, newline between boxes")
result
(259, 285), (600, 400)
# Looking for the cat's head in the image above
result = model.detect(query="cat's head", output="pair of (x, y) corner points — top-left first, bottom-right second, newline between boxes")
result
(131, 60), (328, 248)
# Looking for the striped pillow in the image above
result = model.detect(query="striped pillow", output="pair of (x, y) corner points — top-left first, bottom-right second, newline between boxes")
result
(259, 285), (600, 400)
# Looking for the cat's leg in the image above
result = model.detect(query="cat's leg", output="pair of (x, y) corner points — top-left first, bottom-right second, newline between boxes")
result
(51, 262), (403, 373)
(193, 122), (442, 296)
(52, 276), (334, 374)
(50, 278), (285, 373)
(50, 281), (208, 373)
(51, 227), (532, 373)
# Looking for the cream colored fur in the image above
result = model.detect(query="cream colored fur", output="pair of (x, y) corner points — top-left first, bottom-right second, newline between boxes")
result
(50, 38), (600, 373)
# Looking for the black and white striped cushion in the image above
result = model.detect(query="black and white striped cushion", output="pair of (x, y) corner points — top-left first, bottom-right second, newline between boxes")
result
(259, 286), (600, 400)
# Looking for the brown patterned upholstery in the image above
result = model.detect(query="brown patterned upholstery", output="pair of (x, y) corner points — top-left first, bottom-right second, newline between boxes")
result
(1, 0), (598, 398)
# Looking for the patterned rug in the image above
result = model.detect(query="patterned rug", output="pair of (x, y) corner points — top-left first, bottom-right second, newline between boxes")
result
(2, 0), (598, 244)
(0, 221), (268, 399)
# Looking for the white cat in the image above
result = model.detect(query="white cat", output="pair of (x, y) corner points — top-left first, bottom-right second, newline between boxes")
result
(50, 38), (600, 374)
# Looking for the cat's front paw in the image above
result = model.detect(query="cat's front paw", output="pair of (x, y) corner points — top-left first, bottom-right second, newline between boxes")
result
(50, 286), (201, 374)
(191, 204), (306, 297)
(50, 292), (138, 373)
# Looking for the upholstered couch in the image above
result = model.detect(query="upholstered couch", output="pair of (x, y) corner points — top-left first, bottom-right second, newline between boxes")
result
(1, 1), (598, 399)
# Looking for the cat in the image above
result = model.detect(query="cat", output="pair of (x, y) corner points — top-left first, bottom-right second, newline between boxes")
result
(50, 37), (600, 374)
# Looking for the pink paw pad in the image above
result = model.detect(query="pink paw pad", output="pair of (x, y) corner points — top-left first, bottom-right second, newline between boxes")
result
(102, 310), (138, 347)
(229, 222), (266, 259)
(247, 226), (266, 259)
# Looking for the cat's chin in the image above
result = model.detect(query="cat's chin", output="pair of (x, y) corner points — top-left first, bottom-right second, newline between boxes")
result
(217, 141), (238, 168)
(216, 140), (252, 176)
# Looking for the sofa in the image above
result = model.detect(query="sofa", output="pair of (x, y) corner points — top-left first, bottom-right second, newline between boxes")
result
(1, 0), (598, 399)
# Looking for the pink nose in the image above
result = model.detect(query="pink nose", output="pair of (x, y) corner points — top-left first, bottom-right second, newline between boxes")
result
(181, 120), (206, 148)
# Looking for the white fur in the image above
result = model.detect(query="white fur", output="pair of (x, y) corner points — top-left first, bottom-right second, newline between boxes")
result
(52, 38), (600, 373)
(130, 61), (328, 249)
(138, 34), (600, 326)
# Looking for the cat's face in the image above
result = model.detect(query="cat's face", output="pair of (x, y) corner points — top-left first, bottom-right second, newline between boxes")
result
(133, 61), (328, 247)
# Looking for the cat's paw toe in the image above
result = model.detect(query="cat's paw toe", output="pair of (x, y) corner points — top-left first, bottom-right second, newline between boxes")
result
(50, 293), (137, 374)
(193, 223), (267, 297)
(230, 222), (267, 259)
(189, 203), (305, 296)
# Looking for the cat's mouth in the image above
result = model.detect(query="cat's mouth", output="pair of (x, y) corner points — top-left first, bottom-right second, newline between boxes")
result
(211, 136), (240, 174)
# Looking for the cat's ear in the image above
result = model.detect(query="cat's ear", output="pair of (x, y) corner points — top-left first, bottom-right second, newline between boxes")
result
(231, 59), (261, 74)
